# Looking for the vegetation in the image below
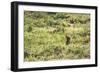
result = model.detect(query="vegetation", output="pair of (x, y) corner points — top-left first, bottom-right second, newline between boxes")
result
(24, 11), (90, 61)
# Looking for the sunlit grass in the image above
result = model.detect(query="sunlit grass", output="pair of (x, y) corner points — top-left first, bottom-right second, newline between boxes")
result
(24, 11), (90, 61)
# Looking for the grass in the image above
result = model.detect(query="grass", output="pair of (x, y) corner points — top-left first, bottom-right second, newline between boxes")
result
(24, 11), (90, 62)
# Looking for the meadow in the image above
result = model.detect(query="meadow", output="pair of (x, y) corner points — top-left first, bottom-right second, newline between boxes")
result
(24, 11), (90, 61)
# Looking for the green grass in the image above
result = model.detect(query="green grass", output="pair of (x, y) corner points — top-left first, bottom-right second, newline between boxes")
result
(24, 11), (90, 61)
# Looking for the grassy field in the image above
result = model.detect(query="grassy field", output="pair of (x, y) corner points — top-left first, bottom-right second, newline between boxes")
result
(24, 11), (90, 61)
